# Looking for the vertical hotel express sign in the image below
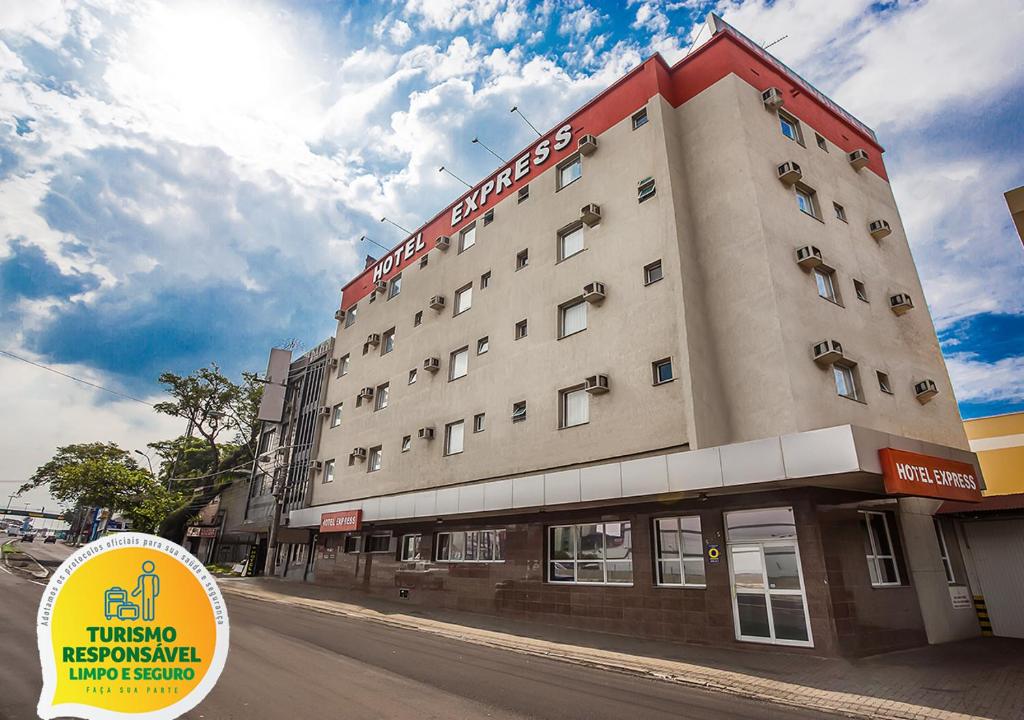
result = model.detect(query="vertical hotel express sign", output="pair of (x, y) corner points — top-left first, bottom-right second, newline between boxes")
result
(36, 533), (229, 719)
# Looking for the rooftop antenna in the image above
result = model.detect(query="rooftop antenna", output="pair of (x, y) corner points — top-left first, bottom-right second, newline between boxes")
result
(684, 22), (709, 58)
(510, 106), (542, 137)
(438, 165), (472, 189)
(380, 217), (411, 235)
(360, 235), (390, 253)
(762, 34), (788, 51)
(471, 136), (507, 164)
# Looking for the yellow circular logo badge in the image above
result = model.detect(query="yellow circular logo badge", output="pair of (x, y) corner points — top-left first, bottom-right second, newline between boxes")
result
(36, 533), (229, 719)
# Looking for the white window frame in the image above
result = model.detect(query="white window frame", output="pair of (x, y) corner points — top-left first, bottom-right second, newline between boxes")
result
(934, 518), (955, 584)
(367, 445), (382, 473)
(834, 202), (847, 222)
(559, 386), (589, 429)
(653, 358), (673, 385)
(877, 370), (893, 395)
(834, 364), (858, 401)
(477, 336), (489, 355)
(323, 459), (335, 484)
(459, 223), (477, 253)
(862, 510), (902, 587)
(473, 413), (485, 433)
(449, 347), (468, 381)
(480, 271), (491, 289)
(338, 353), (350, 377)
(381, 327), (396, 355)
(558, 224), (585, 261)
(408, 368), (417, 385)
(388, 273), (402, 299)
(514, 319), (527, 340)
(547, 521), (633, 586)
(632, 108), (648, 129)
(796, 184), (819, 219)
(330, 403), (343, 428)
(814, 268), (837, 302)
(444, 419), (465, 456)
(374, 382), (390, 410)
(559, 299), (587, 338)
(654, 516), (706, 588)
(400, 533), (423, 561)
(401, 435), (411, 453)
(557, 155), (582, 190)
(778, 110), (803, 144)
(511, 400), (527, 422)
(454, 284), (472, 316)
(345, 305), (357, 327)
(435, 529), (507, 563)
(516, 249), (529, 271)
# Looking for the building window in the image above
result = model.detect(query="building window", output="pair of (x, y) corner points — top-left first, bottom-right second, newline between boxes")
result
(655, 516), (706, 587)
(815, 132), (828, 151)
(558, 224), (584, 261)
(559, 298), (587, 338)
(557, 155), (582, 190)
(444, 419), (465, 455)
(518, 185), (529, 203)
(482, 209), (494, 226)
(876, 370), (893, 394)
(368, 291), (376, 304)
(435, 529), (506, 562)
(637, 176), (656, 203)
(814, 268), (837, 302)
(331, 403), (343, 428)
(516, 249), (529, 271)
(366, 534), (391, 553)
(343, 535), (361, 553)
(419, 254), (429, 269)
(381, 327), (396, 355)
(473, 413), (485, 433)
(374, 382), (390, 411)
(454, 283), (472, 315)
(854, 279), (868, 302)
(388, 273), (402, 299)
(934, 519), (955, 584)
(795, 184), (820, 219)
(459, 223), (477, 252)
(408, 368), (418, 385)
(559, 386), (589, 428)
(480, 271), (491, 289)
(345, 305), (357, 327)
(401, 435), (411, 452)
(514, 319), (528, 340)
(778, 110), (803, 144)
(449, 347), (468, 381)
(477, 336), (489, 354)
(834, 202), (847, 222)
(834, 364), (858, 400)
(414, 310), (423, 327)
(400, 534), (422, 561)
(322, 459), (335, 484)
(652, 358), (673, 385)
(548, 522), (633, 585)
(861, 511), (901, 587)
(337, 354), (350, 378)
(632, 108), (648, 129)
(512, 400), (527, 423)
(644, 259), (663, 285)
(367, 445), (382, 472)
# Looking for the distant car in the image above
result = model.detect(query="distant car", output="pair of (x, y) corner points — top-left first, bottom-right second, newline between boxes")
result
(5, 527), (20, 536)
(21, 533), (35, 543)
(43, 535), (57, 544)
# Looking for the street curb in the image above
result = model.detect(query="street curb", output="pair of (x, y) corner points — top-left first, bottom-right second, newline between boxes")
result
(219, 582), (988, 720)
(1, 542), (49, 580)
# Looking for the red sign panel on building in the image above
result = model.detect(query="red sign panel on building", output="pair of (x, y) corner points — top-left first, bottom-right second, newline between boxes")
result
(879, 448), (982, 503)
(319, 509), (362, 533)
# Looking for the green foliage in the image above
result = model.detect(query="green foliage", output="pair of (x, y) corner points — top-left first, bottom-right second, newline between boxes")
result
(19, 442), (139, 499)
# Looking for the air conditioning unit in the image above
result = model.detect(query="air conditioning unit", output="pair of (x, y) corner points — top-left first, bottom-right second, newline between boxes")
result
(366, 333), (381, 346)
(580, 203), (602, 227)
(423, 357), (440, 372)
(578, 134), (598, 156)
(795, 245), (823, 269)
(583, 281), (606, 304)
(350, 447), (367, 461)
(318, 406), (332, 417)
(374, 280), (387, 294)
(777, 161), (802, 185)
(312, 460), (324, 471)
(761, 87), (784, 110)
(429, 295), (446, 311)
(868, 219), (892, 240)
(435, 235), (450, 251)
(417, 427), (435, 440)
(329, 357), (339, 370)
(334, 309), (344, 321)
(848, 149), (870, 171)
(889, 293), (914, 316)
(584, 374), (610, 394)
(812, 339), (844, 365)
(358, 386), (374, 399)
(259, 454), (272, 463)
(914, 379), (938, 404)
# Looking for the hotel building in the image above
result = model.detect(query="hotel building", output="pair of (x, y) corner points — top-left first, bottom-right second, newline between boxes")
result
(288, 15), (985, 656)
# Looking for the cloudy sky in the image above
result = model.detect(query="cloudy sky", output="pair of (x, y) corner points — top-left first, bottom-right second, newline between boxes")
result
(1, 0), (1022, 510)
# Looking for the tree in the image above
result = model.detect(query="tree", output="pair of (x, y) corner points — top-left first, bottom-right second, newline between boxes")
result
(153, 364), (240, 464)
(18, 442), (139, 500)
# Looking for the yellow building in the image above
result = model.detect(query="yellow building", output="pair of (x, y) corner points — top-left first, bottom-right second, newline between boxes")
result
(964, 412), (1024, 496)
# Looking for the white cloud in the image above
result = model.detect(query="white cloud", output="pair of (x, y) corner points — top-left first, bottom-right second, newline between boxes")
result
(559, 1), (602, 37)
(402, 0), (503, 32)
(390, 19), (413, 45)
(945, 352), (1024, 404)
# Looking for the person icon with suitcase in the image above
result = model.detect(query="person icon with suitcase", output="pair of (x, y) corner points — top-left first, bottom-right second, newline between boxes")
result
(130, 560), (160, 621)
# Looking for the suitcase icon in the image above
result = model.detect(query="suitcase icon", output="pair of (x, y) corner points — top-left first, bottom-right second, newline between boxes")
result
(117, 603), (139, 620)
(105, 587), (128, 620)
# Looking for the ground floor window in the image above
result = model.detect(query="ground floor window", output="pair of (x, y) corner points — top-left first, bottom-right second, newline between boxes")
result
(343, 534), (360, 553)
(366, 534), (392, 553)
(861, 510), (901, 587)
(548, 521), (633, 585)
(435, 529), (506, 562)
(400, 533), (423, 561)
(654, 516), (706, 587)
(934, 518), (955, 584)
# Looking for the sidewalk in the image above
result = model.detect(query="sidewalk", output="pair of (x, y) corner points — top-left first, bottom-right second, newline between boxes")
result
(219, 577), (1024, 720)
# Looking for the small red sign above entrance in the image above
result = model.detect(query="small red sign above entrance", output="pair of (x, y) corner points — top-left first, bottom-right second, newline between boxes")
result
(320, 509), (362, 533)
(879, 448), (982, 503)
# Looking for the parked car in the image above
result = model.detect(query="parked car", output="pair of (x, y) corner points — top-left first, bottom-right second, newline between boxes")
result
(5, 527), (20, 537)
(43, 535), (57, 544)
(21, 533), (35, 542)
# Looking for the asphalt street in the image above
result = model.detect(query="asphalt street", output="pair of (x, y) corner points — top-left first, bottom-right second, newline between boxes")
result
(0, 541), (833, 720)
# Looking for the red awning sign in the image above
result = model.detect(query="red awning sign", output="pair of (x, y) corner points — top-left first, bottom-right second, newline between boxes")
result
(320, 510), (362, 533)
(879, 448), (982, 503)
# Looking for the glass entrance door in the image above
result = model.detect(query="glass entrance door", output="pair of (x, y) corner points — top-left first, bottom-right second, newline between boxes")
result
(725, 508), (813, 647)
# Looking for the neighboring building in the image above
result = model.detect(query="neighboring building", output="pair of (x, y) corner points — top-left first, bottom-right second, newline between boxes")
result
(243, 338), (334, 579)
(1006, 186), (1024, 245)
(939, 411), (1024, 639)
(290, 14), (984, 656)
(184, 479), (253, 566)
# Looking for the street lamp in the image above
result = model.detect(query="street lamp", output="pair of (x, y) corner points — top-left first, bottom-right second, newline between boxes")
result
(135, 449), (163, 490)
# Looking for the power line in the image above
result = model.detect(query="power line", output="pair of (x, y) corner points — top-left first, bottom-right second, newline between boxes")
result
(0, 349), (157, 407)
